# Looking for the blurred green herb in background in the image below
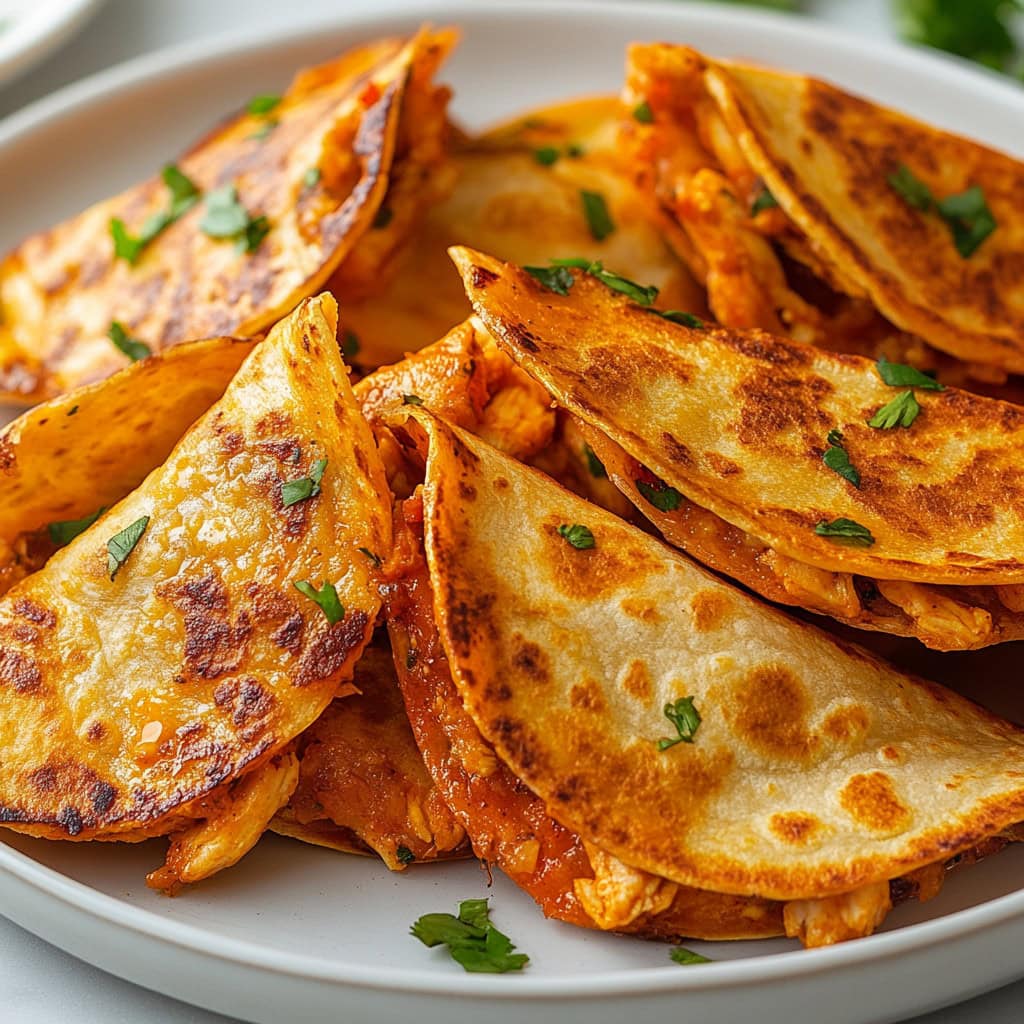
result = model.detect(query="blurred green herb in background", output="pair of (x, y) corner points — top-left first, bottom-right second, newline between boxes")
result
(696, 0), (1023, 82)
(894, 0), (1023, 79)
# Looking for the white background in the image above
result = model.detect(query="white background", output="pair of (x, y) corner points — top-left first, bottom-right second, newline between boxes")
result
(0, 1), (1022, 1021)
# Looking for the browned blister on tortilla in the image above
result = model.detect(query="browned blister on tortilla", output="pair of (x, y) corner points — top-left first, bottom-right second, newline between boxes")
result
(0, 29), (455, 402)
(0, 294), (391, 891)
(413, 409), (1024, 911)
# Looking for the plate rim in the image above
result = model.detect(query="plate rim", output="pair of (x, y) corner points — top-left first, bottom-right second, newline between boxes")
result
(2, 0), (1024, 1002)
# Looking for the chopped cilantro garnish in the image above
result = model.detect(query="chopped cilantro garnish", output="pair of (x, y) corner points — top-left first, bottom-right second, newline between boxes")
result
(876, 355), (944, 391)
(636, 478), (683, 512)
(199, 185), (270, 253)
(293, 579), (344, 625)
(303, 166), (321, 189)
(654, 309), (705, 328)
(580, 190), (615, 241)
(632, 100), (654, 123)
(822, 430), (861, 487)
(411, 899), (529, 974)
(48, 506), (106, 547)
(281, 458), (326, 508)
(868, 390), (921, 429)
(533, 146), (560, 166)
(524, 264), (575, 295)
(814, 517), (875, 547)
(670, 947), (712, 965)
(887, 163), (996, 257)
(107, 516), (150, 580)
(582, 442), (607, 479)
(657, 696), (701, 751)
(402, 393), (424, 406)
(551, 258), (659, 305)
(557, 524), (596, 550)
(247, 94), (281, 115)
(109, 164), (200, 264)
(107, 321), (151, 362)
(751, 185), (780, 216)
(396, 845), (415, 865)
(566, 143), (584, 158)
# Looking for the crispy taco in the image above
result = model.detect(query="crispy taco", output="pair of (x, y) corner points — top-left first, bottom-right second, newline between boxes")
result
(340, 96), (701, 367)
(0, 30), (455, 402)
(623, 43), (1024, 393)
(453, 246), (1024, 651)
(0, 295), (391, 891)
(0, 336), (255, 596)
(391, 409), (1024, 948)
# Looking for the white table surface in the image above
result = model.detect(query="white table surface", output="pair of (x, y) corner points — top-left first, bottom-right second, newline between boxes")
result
(1, 0), (1022, 1021)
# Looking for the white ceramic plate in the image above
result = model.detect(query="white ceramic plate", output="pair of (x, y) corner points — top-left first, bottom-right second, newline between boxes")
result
(2, 3), (1024, 1022)
(0, 0), (105, 87)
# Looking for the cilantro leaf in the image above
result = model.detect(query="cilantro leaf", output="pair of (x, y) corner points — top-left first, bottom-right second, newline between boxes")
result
(557, 524), (596, 550)
(814, 517), (875, 547)
(580, 190), (616, 241)
(582, 442), (607, 479)
(822, 432), (861, 487)
(751, 185), (779, 216)
(107, 321), (151, 362)
(107, 516), (150, 580)
(281, 458), (327, 507)
(657, 696), (702, 751)
(887, 163), (997, 257)
(670, 947), (712, 965)
(632, 99), (654, 123)
(293, 579), (345, 625)
(303, 166), (321, 189)
(341, 330), (360, 358)
(551, 258), (659, 305)
(247, 94), (282, 115)
(534, 146), (560, 166)
(937, 185), (997, 258)
(887, 163), (934, 211)
(402, 393), (424, 406)
(200, 185), (270, 253)
(396, 845), (415, 865)
(654, 309), (705, 328)
(248, 120), (277, 141)
(48, 506), (107, 547)
(636, 478), (683, 512)
(868, 390), (922, 429)
(109, 164), (200, 264)
(524, 264), (575, 295)
(876, 355), (945, 390)
(411, 899), (529, 974)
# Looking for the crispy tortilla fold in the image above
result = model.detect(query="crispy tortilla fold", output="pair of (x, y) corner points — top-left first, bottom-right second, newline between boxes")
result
(0, 294), (391, 891)
(340, 96), (701, 367)
(385, 487), (783, 941)
(0, 336), (255, 596)
(411, 411), (1024, 937)
(622, 43), (1024, 381)
(453, 247), (1024, 649)
(272, 643), (468, 869)
(0, 30), (455, 402)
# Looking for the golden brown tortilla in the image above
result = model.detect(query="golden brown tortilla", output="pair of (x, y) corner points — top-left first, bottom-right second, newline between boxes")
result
(0, 295), (391, 891)
(0, 30), (455, 402)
